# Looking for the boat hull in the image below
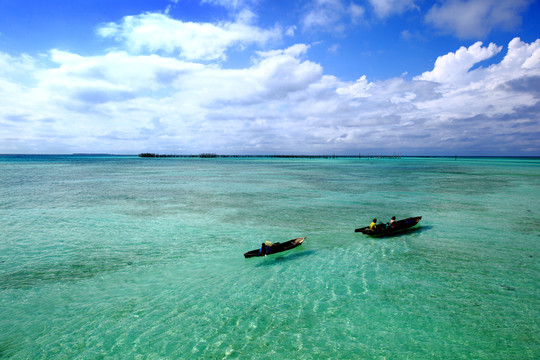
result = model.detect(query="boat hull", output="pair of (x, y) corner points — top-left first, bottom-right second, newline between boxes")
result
(355, 216), (422, 236)
(244, 237), (306, 258)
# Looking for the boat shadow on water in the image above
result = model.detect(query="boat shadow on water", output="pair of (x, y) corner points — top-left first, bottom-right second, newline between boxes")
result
(254, 249), (317, 267)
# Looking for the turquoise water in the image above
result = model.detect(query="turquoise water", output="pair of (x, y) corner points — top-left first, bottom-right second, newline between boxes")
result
(1, 155), (539, 359)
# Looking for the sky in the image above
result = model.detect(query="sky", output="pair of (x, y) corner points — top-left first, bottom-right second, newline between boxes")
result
(0, 0), (539, 155)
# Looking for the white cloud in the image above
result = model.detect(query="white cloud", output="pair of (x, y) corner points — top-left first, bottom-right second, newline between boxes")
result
(349, 3), (366, 23)
(416, 41), (502, 83)
(302, 0), (365, 32)
(336, 75), (373, 97)
(328, 43), (340, 53)
(302, 0), (344, 30)
(425, 0), (532, 39)
(502, 37), (540, 70)
(97, 11), (281, 61)
(285, 26), (296, 37)
(368, 0), (418, 18)
(300, 0), (365, 33)
(256, 43), (310, 59)
(1, 38), (539, 155)
(0, 52), (38, 82)
(409, 38), (540, 151)
(0, 43), (325, 153)
(200, 0), (255, 9)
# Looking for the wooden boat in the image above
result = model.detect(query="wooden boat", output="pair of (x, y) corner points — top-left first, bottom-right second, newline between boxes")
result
(355, 216), (422, 236)
(244, 237), (306, 258)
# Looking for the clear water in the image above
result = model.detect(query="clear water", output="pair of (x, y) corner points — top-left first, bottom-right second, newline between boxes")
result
(1, 155), (539, 359)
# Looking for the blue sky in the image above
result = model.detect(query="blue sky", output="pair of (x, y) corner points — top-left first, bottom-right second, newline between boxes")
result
(1, 0), (539, 155)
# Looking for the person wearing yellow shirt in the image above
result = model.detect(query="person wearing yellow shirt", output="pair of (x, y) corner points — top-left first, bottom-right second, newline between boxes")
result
(370, 218), (377, 230)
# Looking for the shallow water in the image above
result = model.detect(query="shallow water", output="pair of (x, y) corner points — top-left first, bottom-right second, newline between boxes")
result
(1, 155), (539, 359)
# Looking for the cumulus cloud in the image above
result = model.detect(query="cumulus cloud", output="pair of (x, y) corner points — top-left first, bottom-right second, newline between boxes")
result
(416, 41), (502, 83)
(1, 38), (539, 155)
(407, 38), (540, 152)
(425, 0), (532, 39)
(336, 75), (373, 97)
(0, 42), (325, 153)
(97, 11), (281, 61)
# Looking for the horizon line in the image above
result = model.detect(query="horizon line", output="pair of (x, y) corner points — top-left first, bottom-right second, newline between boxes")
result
(1, 153), (539, 158)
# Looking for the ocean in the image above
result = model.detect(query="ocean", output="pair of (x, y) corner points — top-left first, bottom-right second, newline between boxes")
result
(1, 155), (538, 359)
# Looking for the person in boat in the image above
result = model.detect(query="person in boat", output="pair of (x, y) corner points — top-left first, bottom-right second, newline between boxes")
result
(370, 218), (377, 230)
(259, 241), (273, 255)
(389, 216), (396, 228)
(259, 243), (267, 255)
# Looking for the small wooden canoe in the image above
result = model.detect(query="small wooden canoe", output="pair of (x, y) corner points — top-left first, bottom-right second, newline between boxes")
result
(244, 237), (306, 258)
(355, 216), (422, 236)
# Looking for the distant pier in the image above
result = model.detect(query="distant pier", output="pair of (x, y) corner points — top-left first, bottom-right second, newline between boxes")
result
(138, 153), (402, 159)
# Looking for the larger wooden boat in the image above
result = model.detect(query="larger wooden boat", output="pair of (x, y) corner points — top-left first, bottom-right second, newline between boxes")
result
(355, 216), (422, 236)
(244, 237), (306, 258)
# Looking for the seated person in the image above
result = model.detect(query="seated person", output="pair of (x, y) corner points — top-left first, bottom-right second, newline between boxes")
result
(259, 241), (273, 255)
(370, 218), (377, 230)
